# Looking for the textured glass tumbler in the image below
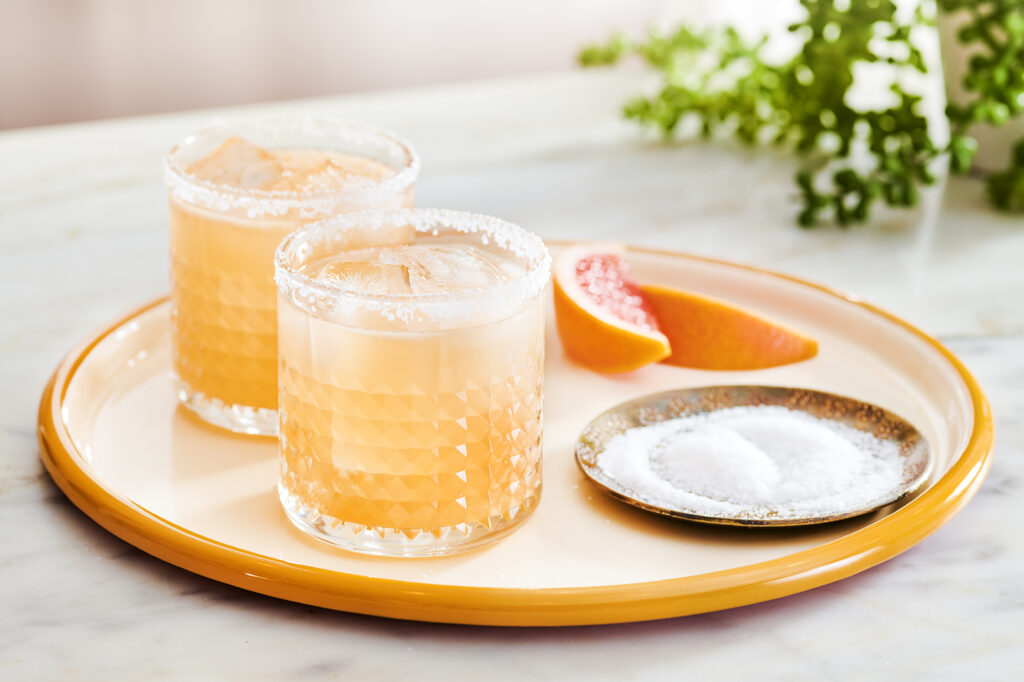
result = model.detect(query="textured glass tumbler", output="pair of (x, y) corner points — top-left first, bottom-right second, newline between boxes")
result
(274, 209), (551, 556)
(164, 118), (418, 435)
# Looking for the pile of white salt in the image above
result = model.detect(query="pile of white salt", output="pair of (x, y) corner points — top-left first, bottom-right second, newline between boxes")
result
(595, 405), (905, 518)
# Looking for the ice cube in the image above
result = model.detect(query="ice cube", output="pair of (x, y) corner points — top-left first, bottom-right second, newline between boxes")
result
(273, 152), (395, 192)
(237, 160), (284, 189)
(394, 244), (512, 294)
(186, 136), (283, 189)
(316, 260), (412, 295)
(272, 159), (342, 192)
(311, 243), (519, 297)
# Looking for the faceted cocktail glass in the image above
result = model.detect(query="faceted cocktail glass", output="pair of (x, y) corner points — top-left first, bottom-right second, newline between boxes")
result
(274, 208), (551, 556)
(164, 118), (418, 435)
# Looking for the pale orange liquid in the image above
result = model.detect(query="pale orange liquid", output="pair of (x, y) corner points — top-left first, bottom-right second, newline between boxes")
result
(277, 260), (545, 540)
(169, 144), (413, 411)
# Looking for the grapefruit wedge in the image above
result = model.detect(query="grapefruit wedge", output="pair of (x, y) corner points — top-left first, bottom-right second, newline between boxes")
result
(552, 243), (671, 373)
(641, 284), (818, 370)
(552, 243), (819, 373)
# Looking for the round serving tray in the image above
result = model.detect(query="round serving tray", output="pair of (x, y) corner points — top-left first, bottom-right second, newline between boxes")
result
(37, 245), (993, 626)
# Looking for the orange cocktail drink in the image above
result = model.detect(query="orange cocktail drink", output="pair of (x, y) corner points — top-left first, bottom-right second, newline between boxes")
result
(274, 209), (551, 556)
(164, 119), (418, 435)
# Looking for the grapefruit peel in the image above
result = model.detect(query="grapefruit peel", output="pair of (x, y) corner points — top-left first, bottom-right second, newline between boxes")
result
(642, 284), (818, 370)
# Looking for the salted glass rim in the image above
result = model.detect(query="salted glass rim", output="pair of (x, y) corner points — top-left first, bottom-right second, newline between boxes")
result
(163, 116), (420, 212)
(274, 208), (552, 324)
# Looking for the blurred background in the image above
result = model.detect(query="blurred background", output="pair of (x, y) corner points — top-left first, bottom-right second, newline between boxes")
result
(0, 0), (794, 130)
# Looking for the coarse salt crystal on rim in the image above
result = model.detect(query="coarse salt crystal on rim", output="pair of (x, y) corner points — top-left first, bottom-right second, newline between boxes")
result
(163, 116), (420, 219)
(275, 208), (552, 325)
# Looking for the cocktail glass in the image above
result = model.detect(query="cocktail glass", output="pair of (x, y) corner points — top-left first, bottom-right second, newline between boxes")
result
(164, 118), (418, 435)
(274, 208), (551, 556)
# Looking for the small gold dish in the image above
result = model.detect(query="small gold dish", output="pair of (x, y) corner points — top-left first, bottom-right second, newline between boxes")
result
(576, 385), (933, 527)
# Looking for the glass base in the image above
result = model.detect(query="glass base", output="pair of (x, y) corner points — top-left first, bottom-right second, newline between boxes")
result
(175, 380), (278, 437)
(278, 483), (540, 557)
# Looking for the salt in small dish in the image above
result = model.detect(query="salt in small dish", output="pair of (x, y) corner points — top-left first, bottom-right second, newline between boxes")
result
(575, 385), (933, 527)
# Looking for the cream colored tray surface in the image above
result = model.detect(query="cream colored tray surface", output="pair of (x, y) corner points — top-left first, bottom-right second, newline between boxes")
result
(38, 246), (993, 626)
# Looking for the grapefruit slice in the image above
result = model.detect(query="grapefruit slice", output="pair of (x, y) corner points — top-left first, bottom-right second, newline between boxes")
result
(552, 243), (671, 373)
(642, 284), (818, 370)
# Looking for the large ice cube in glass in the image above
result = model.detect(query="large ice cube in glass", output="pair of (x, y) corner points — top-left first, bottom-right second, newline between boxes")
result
(185, 136), (283, 189)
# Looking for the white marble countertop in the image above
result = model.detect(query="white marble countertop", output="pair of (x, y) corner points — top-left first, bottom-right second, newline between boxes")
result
(2, 70), (1021, 680)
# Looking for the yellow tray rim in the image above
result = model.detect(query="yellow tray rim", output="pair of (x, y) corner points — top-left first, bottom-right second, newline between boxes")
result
(37, 244), (994, 627)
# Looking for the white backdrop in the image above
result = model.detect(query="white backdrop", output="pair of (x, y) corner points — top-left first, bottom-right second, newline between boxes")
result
(0, 0), (799, 129)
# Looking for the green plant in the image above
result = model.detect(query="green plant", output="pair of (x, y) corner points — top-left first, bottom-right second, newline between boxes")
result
(580, 0), (1024, 227)
(942, 0), (1024, 210)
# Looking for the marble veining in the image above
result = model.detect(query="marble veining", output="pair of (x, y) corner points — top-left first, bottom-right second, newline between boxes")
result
(1, 70), (1021, 680)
